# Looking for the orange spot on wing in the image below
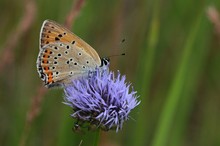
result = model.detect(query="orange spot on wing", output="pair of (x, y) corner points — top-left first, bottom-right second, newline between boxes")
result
(47, 72), (54, 84)
(42, 59), (48, 64)
(43, 54), (49, 58)
(44, 66), (49, 71)
(41, 64), (50, 67)
(44, 32), (57, 37)
(48, 78), (53, 83)
(45, 50), (51, 54)
(48, 72), (53, 77)
(41, 50), (52, 64)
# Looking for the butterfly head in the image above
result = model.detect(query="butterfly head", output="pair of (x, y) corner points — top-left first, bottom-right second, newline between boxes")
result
(100, 57), (110, 67)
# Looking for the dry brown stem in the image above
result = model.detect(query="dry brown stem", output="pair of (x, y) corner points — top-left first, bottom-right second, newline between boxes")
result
(64, 0), (85, 29)
(19, 1), (86, 146)
(207, 6), (220, 36)
(0, 0), (36, 72)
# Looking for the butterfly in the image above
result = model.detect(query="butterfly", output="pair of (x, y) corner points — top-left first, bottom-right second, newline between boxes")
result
(36, 20), (109, 88)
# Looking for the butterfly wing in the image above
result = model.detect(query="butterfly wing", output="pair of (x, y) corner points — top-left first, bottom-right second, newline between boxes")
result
(37, 42), (100, 88)
(39, 19), (101, 66)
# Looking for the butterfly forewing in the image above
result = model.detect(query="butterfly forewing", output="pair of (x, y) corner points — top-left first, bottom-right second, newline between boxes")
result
(40, 20), (101, 65)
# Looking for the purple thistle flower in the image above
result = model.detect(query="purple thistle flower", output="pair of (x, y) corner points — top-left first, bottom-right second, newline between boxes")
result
(64, 68), (140, 132)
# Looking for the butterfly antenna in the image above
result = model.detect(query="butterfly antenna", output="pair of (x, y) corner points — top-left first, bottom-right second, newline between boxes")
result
(102, 38), (126, 59)
(107, 53), (125, 59)
(105, 38), (126, 59)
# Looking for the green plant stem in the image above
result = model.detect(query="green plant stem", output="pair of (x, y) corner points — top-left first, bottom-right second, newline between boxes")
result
(151, 13), (202, 146)
(132, 0), (160, 146)
(93, 129), (101, 146)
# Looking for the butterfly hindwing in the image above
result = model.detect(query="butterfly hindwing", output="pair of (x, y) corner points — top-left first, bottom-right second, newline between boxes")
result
(37, 42), (99, 88)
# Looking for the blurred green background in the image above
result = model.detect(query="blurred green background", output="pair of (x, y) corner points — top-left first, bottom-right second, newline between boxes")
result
(0, 0), (220, 146)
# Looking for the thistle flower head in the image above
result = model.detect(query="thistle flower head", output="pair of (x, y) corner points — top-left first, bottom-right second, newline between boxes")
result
(64, 68), (140, 132)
